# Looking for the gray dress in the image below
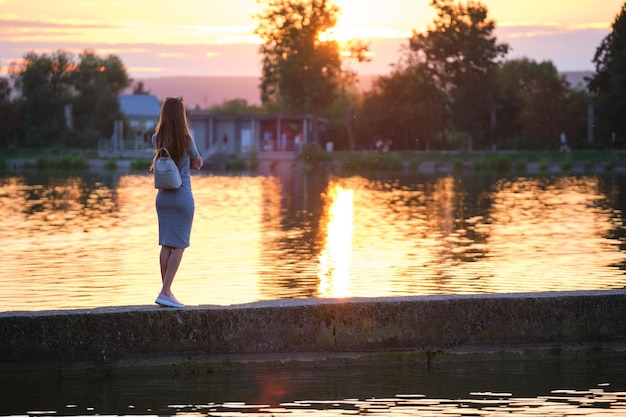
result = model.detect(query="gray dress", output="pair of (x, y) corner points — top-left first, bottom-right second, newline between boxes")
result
(153, 135), (200, 248)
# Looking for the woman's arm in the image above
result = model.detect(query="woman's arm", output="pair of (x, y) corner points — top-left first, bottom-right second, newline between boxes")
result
(189, 136), (203, 170)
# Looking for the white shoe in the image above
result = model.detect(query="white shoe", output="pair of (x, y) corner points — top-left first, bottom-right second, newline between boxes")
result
(155, 294), (184, 308)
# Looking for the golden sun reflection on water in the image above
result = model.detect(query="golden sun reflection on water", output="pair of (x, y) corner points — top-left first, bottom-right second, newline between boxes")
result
(1, 172), (625, 312)
(318, 183), (354, 298)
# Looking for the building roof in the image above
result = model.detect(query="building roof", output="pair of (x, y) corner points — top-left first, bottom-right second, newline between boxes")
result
(119, 94), (161, 118)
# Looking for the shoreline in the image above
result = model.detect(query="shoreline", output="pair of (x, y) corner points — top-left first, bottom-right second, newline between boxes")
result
(4, 157), (626, 175)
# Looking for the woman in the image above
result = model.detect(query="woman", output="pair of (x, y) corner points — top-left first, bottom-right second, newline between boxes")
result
(151, 97), (203, 308)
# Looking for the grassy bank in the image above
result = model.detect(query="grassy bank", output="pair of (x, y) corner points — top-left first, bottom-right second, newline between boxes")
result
(297, 147), (625, 173)
(2, 147), (624, 174)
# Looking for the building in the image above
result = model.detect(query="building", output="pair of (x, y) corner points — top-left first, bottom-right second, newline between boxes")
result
(118, 94), (161, 134)
(187, 111), (328, 159)
(101, 95), (328, 161)
(98, 94), (161, 158)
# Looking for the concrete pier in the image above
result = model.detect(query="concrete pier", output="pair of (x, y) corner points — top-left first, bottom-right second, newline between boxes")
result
(1, 290), (625, 374)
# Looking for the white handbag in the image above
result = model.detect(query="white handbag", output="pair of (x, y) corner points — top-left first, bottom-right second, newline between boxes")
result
(154, 148), (182, 189)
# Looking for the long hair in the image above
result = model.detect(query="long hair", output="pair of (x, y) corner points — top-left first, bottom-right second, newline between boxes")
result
(151, 97), (191, 168)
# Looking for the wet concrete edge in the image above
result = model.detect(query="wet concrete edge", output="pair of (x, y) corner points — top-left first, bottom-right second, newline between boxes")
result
(1, 290), (625, 375)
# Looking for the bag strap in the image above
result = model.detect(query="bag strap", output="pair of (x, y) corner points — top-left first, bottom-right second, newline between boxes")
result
(157, 147), (172, 158)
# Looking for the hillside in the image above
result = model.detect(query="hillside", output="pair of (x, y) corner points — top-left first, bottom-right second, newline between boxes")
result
(130, 75), (378, 109)
(130, 76), (263, 109)
(131, 72), (591, 110)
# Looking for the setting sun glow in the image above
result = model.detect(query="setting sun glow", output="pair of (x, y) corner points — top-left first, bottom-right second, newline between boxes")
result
(318, 183), (354, 298)
(0, 0), (621, 78)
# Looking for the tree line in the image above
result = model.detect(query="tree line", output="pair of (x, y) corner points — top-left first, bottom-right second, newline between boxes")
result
(0, 50), (130, 149)
(1, 0), (625, 152)
(254, 0), (625, 151)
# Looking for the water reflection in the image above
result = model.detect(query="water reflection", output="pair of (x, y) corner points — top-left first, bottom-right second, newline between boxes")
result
(1, 171), (625, 312)
(318, 183), (354, 298)
(2, 358), (625, 416)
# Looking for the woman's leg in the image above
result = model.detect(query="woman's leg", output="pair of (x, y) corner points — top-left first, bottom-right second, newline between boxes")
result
(159, 245), (170, 284)
(158, 245), (185, 302)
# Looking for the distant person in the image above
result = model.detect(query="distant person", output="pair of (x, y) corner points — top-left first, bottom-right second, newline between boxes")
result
(611, 131), (617, 151)
(294, 132), (303, 151)
(150, 97), (203, 308)
(559, 131), (569, 152)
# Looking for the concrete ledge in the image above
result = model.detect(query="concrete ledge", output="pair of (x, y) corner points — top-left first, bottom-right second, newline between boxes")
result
(2, 290), (626, 373)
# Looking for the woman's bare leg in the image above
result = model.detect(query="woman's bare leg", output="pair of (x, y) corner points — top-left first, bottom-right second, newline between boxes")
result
(157, 245), (185, 304)
(159, 245), (170, 284)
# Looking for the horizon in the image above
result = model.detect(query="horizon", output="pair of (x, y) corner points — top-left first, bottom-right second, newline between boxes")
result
(126, 70), (593, 110)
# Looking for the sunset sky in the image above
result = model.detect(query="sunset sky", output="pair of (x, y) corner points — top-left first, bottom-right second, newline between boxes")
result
(0, 0), (622, 80)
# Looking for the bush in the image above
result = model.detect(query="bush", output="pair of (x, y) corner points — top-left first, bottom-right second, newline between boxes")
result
(489, 154), (513, 172)
(296, 143), (332, 165)
(226, 157), (247, 171)
(33, 155), (88, 170)
(561, 158), (572, 171)
(131, 158), (151, 170)
(104, 160), (118, 170)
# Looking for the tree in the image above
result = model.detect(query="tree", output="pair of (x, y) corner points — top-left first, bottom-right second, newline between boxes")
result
(408, 0), (509, 149)
(588, 3), (626, 144)
(494, 58), (571, 149)
(321, 81), (362, 150)
(207, 98), (266, 115)
(9, 49), (130, 148)
(9, 50), (74, 147)
(356, 64), (445, 150)
(0, 74), (20, 147)
(132, 81), (151, 95)
(255, 0), (356, 143)
(71, 51), (130, 142)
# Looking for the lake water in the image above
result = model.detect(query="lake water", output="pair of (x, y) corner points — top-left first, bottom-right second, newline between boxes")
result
(2, 358), (626, 416)
(2, 169), (626, 312)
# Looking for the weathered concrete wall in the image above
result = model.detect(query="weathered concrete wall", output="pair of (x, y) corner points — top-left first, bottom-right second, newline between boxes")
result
(1, 290), (625, 372)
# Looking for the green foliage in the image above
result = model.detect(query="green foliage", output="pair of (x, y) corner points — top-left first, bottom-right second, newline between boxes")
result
(130, 158), (151, 170)
(8, 49), (130, 148)
(9, 50), (74, 147)
(226, 157), (248, 171)
(561, 157), (572, 172)
(588, 3), (626, 142)
(495, 58), (571, 148)
(255, 0), (365, 144)
(6, 144), (18, 156)
(0, 77), (20, 149)
(256, 0), (343, 113)
(321, 83), (362, 150)
(208, 99), (266, 115)
(605, 152), (618, 171)
(339, 151), (405, 173)
(34, 155), (88, 170)
(70, 51), (130, 137)
(356, 64), (445, 150)
(408, 0), (509, 148)
(473, 154), (511, 172)
(104, 160), (118, 170)
(296, 143), (332, 165)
